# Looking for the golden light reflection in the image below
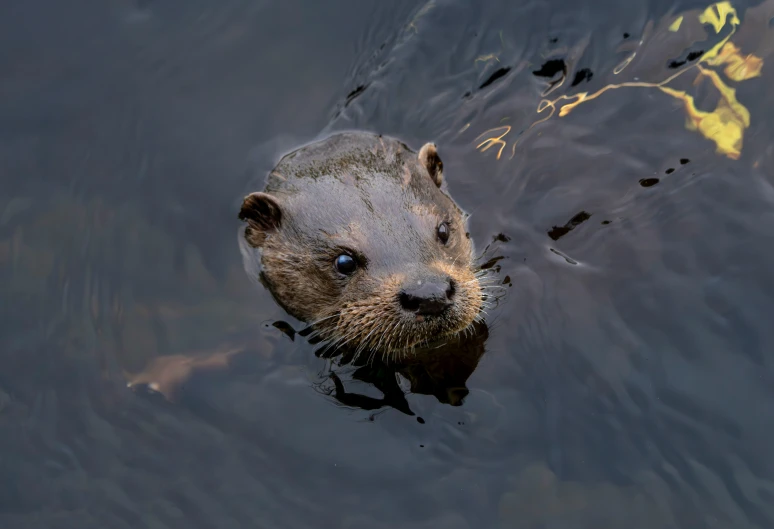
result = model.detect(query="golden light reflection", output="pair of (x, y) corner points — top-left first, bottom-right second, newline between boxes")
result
(475, 1), (765, 161)
(669, 15), (684, 32)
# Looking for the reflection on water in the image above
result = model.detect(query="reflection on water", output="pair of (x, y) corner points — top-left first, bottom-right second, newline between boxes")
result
(2, 0), (774, 527)
(313, 320), (491, 416)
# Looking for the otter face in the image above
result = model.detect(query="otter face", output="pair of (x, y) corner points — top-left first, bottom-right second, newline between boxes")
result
(239, 133), (484, 359)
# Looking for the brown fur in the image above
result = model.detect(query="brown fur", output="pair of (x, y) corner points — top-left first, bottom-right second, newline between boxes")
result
(239, 132), (483, 360)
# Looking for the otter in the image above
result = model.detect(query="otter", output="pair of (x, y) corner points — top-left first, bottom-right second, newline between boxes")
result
(238, 131), (486, 360)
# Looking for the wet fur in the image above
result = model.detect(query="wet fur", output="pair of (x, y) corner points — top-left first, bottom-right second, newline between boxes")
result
(240, 132), (484, 360)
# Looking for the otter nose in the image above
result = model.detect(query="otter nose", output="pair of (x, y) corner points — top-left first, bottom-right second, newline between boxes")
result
(399, 277), (455, 316)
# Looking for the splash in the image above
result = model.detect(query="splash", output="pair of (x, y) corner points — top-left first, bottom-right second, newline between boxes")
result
(476, 1), (765, 161)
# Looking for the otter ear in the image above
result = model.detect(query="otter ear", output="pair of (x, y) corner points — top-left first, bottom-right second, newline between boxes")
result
(418, 142), (443, 187)
(239, 192), (282, 234)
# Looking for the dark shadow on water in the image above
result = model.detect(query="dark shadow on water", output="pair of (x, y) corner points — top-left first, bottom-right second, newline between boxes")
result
(547, 211), (592, 241)
(311, 320), (490, 416)
(479, 67), (512, 90)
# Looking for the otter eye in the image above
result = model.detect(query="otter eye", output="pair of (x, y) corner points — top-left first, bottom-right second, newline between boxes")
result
(334, 254), (357, 275)
(437, 222), (450, 244)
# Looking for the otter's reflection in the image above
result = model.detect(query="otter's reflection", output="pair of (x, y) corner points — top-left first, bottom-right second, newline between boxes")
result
(308, 320), (489, 416)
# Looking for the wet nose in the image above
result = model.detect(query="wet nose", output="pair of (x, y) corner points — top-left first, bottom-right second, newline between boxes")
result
(398, 277), (455, 316)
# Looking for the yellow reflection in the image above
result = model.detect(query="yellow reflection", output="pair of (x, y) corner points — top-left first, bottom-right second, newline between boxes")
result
(669, 15), (684, 32)
(475, 1), (765, 161)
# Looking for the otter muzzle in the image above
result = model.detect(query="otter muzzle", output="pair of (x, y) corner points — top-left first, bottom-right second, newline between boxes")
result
(398, 277), (455, 316)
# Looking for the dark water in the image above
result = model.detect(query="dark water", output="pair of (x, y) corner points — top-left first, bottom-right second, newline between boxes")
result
(2, 0), (774, 527)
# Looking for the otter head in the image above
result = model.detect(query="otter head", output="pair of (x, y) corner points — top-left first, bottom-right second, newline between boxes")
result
(239, 132), (483, 360)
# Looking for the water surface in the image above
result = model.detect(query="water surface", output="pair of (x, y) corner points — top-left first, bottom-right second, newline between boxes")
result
(2, 0), (774, 527)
